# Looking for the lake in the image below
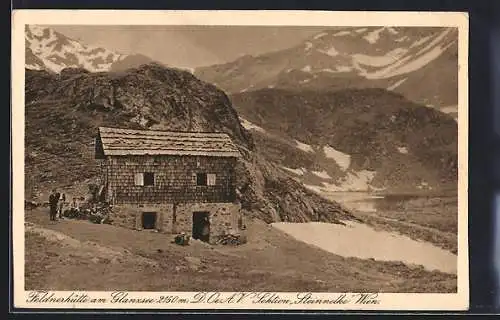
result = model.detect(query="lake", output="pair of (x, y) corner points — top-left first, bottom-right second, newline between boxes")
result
(322, 191), (447, 213)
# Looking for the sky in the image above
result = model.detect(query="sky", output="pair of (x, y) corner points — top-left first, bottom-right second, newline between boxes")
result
(49, 25), (331, 69)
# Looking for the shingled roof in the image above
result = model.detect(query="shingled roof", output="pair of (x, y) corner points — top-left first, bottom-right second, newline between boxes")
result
(95, 127), (241, 158)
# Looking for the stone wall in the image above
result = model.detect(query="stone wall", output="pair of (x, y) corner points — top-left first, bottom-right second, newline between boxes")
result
(176, 202), (241, 243)
(111, 202), (241, 243)
(111, 204), (174, 232)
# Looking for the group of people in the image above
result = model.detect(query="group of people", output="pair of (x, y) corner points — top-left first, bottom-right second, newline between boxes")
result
(48, 189), (80, 221)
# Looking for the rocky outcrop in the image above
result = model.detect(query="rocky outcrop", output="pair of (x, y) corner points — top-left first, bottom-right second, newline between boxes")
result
(25, 63), (354, 224)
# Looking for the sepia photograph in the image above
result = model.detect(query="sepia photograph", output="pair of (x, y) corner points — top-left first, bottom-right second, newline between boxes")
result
(12, 10), (469, 310)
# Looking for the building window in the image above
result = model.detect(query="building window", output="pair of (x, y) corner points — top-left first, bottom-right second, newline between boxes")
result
(196, 173), (207, 186)
(196, 173), (216, 186)
(134, 173), (144, 186)
(134, 172), (154, 186)
(144, 172), (155, 186)
(207, 173), (216, 186)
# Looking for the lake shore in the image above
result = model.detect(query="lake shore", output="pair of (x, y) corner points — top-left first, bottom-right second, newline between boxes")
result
(322, 190), (458, 254)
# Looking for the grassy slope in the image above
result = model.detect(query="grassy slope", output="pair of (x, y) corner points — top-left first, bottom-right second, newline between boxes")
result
(25, 208), (456, 293)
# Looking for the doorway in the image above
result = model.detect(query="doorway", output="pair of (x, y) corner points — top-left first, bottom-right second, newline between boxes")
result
(192, 211), (210, 242)
(142, 212), (157, 230)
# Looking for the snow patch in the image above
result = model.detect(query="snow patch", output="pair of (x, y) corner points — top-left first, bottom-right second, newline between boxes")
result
(26, 63), (43, 70)
(387, 27), (399, 35)
(352, 48), (408, 68)
(417, 181), (433, 190)
(323, 145), (351, 171)
(313, 32), (328, 40)
(415, 30), (452, 56)
(300, 78), (311, 84)
(363, 27), (385, 44)
(440, 105), (458, 114)
(28, 25), (46, 37)
(326, 170), (376, 192)
(336, 66), (353, 72)
(410, 35), (432, 49)
(301, 65), (312, 72)
(334, 31), (351, 37)
(304, 42), (313, 51)
(395, 35), (409, 42)
(271, 221), (457, 274)
(295, 140), (314, 153)
(26, 25), (124, 73)
(376, 44), (448, 78)
(362, 33), (454, 79)
(239, 84), (254, 93)
(282, 167), (306, 176)
(397, 146), (409, 154)
(320, 68), (337, 73)
(355, 28), (368, 33)
(239, 117), (266, 133)
(304, 184), (323, 194)
(387, 78), (407, 91)
(312, 170), (332, 179)
(318, 46), (339, 57)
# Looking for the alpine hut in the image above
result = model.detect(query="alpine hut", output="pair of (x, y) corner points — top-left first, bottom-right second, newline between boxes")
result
(94, 126), (243, 243)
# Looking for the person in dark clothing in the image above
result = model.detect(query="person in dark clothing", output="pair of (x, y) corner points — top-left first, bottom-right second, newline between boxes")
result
(48, 189), (59, 221)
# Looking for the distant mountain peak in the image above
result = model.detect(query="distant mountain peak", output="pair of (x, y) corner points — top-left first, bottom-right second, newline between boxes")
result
(195, 26), (458, 108)
(25, 25), (157, 73)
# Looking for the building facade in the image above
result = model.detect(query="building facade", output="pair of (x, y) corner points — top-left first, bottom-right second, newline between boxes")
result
(95, 126), (243, 243)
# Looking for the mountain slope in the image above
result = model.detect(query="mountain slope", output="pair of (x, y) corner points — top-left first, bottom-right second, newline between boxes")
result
(195, 27), (458, 109)
(25, 64), (353, 224)
(231, 88), (458, 193)
(25, 25), (157, 73)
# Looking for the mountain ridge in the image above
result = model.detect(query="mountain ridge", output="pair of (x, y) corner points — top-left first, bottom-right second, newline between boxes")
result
(195, 26), (458, 109)
(232, 87), (458, 193)
(25, 25), (161, 73)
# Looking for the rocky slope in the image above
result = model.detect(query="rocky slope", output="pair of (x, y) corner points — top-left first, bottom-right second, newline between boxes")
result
(25, 25), (157, 73)
(195, 27), (458, 112)
(232, 88), (458, 193)
(25, 64), (353, 224)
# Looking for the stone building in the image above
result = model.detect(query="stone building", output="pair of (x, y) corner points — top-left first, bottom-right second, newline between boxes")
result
(94, 126), (243, 243)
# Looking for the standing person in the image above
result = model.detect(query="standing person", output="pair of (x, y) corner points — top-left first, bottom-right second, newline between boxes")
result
(48, 189), (59, 221)
(58, 192), (66, 219)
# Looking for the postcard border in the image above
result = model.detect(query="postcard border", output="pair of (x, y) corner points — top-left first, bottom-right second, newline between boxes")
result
(11, 9), (470, 311)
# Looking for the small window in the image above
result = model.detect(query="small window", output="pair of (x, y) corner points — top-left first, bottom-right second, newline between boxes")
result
(196, 173), (207, 186)
(144, 172), (155, 186)
(134, 173), (144, 186)
(207, 173), (216, 186)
